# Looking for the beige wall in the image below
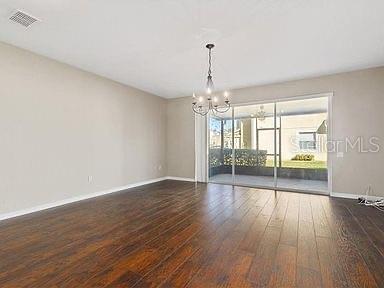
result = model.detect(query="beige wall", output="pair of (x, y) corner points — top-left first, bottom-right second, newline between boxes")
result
(167, 67), (384, 197)
(2, 39), (384, 216)
(166, 97), (195, 178)
(0, 41), (167, 215)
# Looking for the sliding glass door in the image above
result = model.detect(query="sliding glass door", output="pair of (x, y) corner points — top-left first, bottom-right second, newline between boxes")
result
(276, 97), (328, 192)
(208, 95), (329, 194)
(233, 103), (276, 188)
(208, 110), (233, 184)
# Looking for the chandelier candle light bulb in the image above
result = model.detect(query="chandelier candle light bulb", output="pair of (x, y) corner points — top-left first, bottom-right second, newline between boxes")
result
(192, 93), (196, 104)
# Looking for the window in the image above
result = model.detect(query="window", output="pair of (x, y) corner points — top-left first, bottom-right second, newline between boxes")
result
(299, 132), (317, 150)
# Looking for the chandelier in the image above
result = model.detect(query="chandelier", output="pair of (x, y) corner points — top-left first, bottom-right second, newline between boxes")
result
(256, 105), (266, 121)
(192, 44), (231, 116)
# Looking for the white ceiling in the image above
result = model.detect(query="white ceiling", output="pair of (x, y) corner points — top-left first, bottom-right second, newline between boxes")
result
(0, 0), (383, 99)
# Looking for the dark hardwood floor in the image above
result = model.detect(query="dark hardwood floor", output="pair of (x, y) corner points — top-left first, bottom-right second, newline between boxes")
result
(1, 180), (384, 287)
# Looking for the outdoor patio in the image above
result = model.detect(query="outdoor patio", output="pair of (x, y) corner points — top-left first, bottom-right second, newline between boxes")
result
(209, 174), (328, 193)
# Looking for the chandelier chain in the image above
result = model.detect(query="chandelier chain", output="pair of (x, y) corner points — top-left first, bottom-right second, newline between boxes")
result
(208, 47), (212, 77)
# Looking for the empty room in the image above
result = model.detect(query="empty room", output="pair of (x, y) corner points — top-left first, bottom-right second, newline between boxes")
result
(1, 1), (384, 287)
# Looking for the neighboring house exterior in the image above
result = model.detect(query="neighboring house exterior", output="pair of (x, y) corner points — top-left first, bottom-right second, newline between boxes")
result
(210, 112), (327, 163)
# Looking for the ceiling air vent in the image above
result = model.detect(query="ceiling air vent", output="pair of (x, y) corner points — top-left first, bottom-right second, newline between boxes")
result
(9, 10), (40, 28)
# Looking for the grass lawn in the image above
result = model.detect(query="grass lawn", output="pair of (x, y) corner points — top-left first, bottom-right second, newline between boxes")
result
(266, 159), (327, 169)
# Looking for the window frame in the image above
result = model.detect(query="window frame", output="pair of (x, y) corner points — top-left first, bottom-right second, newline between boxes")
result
(298, 131), (317, 150)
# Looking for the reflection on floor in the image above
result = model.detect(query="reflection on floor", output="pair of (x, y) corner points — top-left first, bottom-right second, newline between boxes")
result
(210, 174), (328, 193)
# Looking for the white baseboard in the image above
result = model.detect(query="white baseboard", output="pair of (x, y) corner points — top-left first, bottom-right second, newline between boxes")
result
(330, 191), (383, 200)
(0, 177), (167, 221)
(166, 176), (196, 182)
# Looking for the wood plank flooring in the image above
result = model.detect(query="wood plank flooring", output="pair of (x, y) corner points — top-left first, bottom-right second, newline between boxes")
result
(1, 180), (384, 287)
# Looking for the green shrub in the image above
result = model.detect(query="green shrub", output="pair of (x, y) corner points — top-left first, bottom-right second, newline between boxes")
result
(291, 154), (315, 161)
(209, 148), (267, 167)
